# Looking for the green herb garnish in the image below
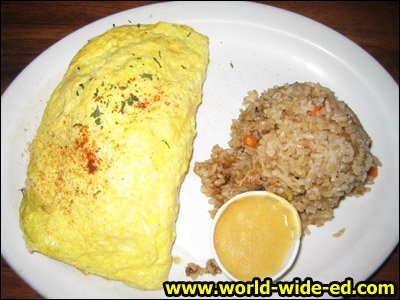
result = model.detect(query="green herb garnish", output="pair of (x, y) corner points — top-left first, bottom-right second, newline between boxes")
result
(140, 73), (153, 80)
(153, 57), (162, 68)
(127, 94), (138, 106)
(161, 140), (170, 149)
(90, 105), (101, 118)
(119, 101), (126, 113)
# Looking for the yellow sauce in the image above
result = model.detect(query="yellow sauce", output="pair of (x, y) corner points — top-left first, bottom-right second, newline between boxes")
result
(213, 194), (300, 281)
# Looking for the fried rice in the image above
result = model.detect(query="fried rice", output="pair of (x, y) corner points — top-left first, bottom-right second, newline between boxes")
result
(194, 82), (380, 234)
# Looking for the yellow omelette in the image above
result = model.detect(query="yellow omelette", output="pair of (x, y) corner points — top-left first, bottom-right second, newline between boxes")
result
(19, 22), (209, 290)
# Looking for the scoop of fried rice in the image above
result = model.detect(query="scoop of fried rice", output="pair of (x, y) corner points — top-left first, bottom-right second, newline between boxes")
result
(194, 82), (380, 234)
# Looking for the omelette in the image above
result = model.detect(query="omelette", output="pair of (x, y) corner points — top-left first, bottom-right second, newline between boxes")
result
(19, 22), (209, 290)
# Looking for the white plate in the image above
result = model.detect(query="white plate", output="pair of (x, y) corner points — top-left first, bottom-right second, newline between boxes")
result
(2, 1), (399, 298)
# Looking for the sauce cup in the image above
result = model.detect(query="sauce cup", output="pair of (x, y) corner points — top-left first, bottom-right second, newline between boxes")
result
(211, 191), (301, 282)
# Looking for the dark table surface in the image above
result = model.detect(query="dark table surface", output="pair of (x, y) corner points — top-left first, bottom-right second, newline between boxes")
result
(1, 1), (398, 299)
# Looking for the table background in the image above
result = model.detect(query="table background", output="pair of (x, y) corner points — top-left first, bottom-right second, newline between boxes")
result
(1, 1), (398, 298)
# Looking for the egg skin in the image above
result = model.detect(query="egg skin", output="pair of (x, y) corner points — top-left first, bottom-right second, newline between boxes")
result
(19, 22), (209, 290)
